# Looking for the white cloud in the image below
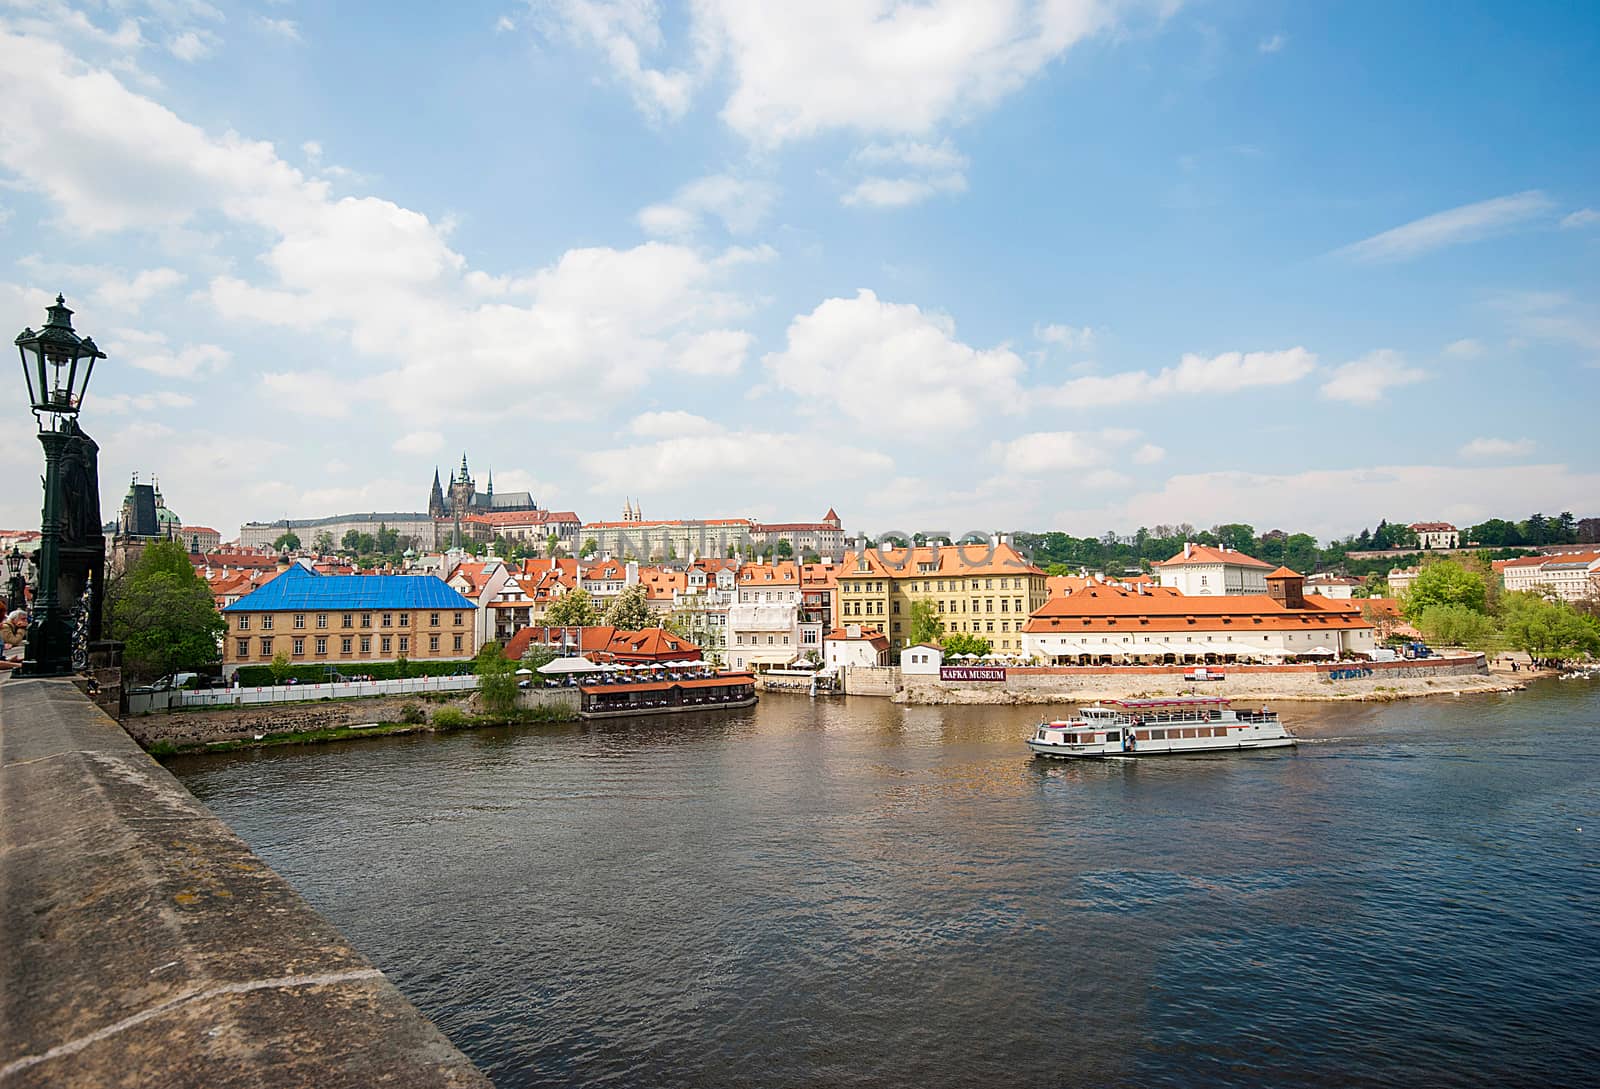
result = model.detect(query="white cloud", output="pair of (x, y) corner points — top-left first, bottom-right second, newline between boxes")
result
(259, 370), (345, 417)
(629, 411), (725, 438)
(763, 289), (1026, 436)
(1059, 462), (1600, 543)
(393, 431), (445, 455)
(252, 16), (301, 41)
(1133, 443), (1165, 464)
(672, 328), (752, 375)
(1035, 322), (1096, 350)
(1490, 291), (1600, 353)
(584, 429), (893, 491)
(1318, 349), (1427, 403)
(108, 328), (230, 377)
(1560, 208), (1599, 229)
(1258, 33), (1286, 53)
(168, 31), (214, 61)
(14, 258), (185, 311)
(1050, 347), (1317, 407)
(637, 172), (777, 236)
(991, 429), (1157, 478)
(1459, 437), (1535, 460)
(1442, 337), (1484, 359)
(1337, 191), (1554, 262)
(97, 390), (197, 414)
(843, 139), (969, 209)
(541, 0), (1141, 144)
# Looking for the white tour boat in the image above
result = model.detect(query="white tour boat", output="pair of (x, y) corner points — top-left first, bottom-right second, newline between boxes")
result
(1028, 697), (1296, 759)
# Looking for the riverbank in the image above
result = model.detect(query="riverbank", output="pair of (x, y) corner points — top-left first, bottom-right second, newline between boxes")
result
(892, 654), (1518, 705)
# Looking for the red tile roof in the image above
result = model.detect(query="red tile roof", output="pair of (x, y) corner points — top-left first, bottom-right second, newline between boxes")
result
(1156, 545), (1274, 569)
(1023, 584), (1370, 634)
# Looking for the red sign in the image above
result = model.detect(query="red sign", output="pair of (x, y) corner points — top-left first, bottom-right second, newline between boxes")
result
(940, 666), (1007, 681)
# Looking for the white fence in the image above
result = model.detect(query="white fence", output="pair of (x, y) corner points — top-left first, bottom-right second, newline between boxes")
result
(126, 674), (481, 714)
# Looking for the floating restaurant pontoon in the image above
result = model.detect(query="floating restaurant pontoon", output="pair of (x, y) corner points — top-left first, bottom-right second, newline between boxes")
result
(1027, 697), (1296, 758)
(577, 666), (757, 719)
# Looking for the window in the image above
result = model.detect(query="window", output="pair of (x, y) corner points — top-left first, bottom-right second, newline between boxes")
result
(429, 635), (440, 652)
(315, 613), (328, 629)
(236, 638), (250, 657)
(986, 599), (994, 613)
(381, 636), (392, 653)
(430, 612), (440, 627)
(892, 600), (901, 613)
(986, 621), (994, 633)
(399, 636), (409, 653)
(360, 636), (371, 653)
(453, 634), (463, 651)
(341, 636), (353, 654)
(767, 635), (775, 645)
(398, 613), (409, 627)
(313, 636), (326, 655)
(381, 613), (392, 627)
(294, 614), (306, 629)
(238, 615), (250, 631)
(260, 637), (273, 654)
(261, 614), (274, 630)
(292, 637), (305, 655)
(342, 613), (353, 628)
(454, 612), (464, 625)
(360, 613), (372, 628)
(1001, 599), (1009, 612)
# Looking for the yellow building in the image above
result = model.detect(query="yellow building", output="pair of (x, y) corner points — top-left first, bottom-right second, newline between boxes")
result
(223, 564), (477, 671)
(834, 543), (1048, 652)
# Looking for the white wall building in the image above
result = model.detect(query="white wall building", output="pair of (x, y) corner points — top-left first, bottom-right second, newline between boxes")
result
(1155, 543), (1274, 595)
(823, 625), (890, 669)
(900, 643), (943, 674)
(1409, 522), (1460, 549)
(1502, 551), (1600, 602)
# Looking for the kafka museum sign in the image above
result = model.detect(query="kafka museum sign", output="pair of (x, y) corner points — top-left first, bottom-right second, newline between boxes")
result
(939, 666), (1007, 682)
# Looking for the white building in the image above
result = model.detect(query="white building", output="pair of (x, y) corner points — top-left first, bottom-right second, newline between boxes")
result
(900, 643), (943, 675)
(1409, 522), (1460, 550)
(1305, 573), (1362, 599)
(1023, 570), (1378, 662)
(445, 559), (512, 652)
(1155, 543), (1274, 595)
(1387, 567), (1419, 596)
(1501, 551), (1600, 602)
(823, 625), (890, 669)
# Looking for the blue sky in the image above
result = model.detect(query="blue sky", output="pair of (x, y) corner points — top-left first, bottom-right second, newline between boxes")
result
(1, 0), (1596, 545)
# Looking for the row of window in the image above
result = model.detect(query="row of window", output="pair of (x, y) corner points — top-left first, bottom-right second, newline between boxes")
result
(237, 611), (465, 631)
(235, 633), (466, 657)
(842, 576), (1032, 593)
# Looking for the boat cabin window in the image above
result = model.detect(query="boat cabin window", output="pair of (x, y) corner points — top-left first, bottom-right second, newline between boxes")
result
(1104, 730), (1120, 742)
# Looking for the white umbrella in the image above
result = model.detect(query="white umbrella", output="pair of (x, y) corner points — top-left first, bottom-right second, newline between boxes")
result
(515, 668), (534, 675)
(1304, 646), (1336, 657)
(539, 655), (603, 674)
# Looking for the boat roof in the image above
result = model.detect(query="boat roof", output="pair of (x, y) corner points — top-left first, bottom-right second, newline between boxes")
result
(1099, 697), (1235, 708)
(580, 673), (754, 694)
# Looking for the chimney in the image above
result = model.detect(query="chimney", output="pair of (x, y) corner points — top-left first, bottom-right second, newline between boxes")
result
(625, 560), (639, 586)
(1184, 541), (1192, 559)
(846, 623), (861, 639)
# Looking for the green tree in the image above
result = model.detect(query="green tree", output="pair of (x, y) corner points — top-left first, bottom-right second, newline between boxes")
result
(312, 530), (335, 554)
(272, 531), (301, 552)
(581, 537), (599, 558)
(545, 587), (602, 627)
(106, 539), (227, 683)
(341, 529), (361, 553)
(375, 523), (400, 554)
(941, 631), (992, 657)
(1500, 593), (1600, 663)
(268, 650), (293, 684)
(519, 642), (559, 670)
(474, 640), (518, 716)
(775, 538), (794, 559)
(1415, 605), (1498, 650)
(394, 653), (410, 679)
(546, 532), (560, 557)
(907, 599), (945, 645)
(1402, 560), (1487, 621)
(802, 550), (821, 565)
(604, 583), (654, 630)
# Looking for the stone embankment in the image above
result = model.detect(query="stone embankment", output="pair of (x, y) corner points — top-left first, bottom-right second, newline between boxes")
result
(894, 655), (1509, 705)
(0, 678), (491, 1088)
(122, 688), (578, 750)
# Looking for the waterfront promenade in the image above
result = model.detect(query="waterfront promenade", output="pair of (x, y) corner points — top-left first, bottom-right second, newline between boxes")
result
(0, 678), (490, 1088)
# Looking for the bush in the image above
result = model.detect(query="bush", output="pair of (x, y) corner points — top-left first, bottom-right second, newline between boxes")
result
(398, 702), (426, 724)
(432, 707), (469, 730)
(232, 658), (473, 687)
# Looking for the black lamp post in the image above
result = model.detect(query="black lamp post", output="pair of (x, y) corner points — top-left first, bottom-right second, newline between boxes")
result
(15, 295), (104, 677)
(4, 546), (26, 615)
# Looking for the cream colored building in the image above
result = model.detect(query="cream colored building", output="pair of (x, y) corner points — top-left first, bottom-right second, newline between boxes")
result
(1155, 543), (1274, 595)
(833, 543), (1048, 653)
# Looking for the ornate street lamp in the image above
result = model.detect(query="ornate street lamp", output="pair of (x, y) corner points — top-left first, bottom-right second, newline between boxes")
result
(5, 546), (27, 615)
(15, 295), (104, 677)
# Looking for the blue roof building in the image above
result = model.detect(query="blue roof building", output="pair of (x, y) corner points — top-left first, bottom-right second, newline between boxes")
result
(223, 563), (477, 613)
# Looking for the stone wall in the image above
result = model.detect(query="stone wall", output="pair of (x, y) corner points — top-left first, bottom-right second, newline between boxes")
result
(123, 687), (579, 749)
(842, 665), (898, 696)
(0, 677), (491, 1088)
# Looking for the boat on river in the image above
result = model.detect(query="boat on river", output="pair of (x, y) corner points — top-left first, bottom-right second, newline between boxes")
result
(578, 669), (757, 719)
(1028, 696), (1296, 759)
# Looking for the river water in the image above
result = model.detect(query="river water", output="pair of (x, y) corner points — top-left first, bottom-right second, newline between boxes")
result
(169, 681), (1600, 1088)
